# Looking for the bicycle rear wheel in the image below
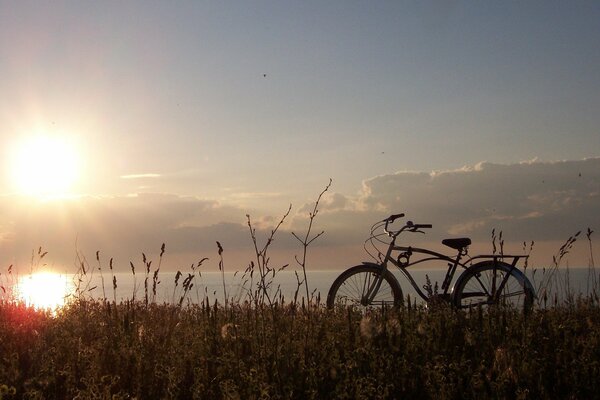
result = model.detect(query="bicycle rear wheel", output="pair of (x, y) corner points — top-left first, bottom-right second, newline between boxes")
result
(327, 264), (403, 309)
(453, 261), (534, 310)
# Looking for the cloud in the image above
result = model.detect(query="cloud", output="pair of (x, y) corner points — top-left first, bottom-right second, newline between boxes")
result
(289, 157), (599, 260)
(0, 194), (257, 271)
(120, 173), (162, 179)
(0, 158), (597, 272)
(355, 157), (600, 241)
(228, 192), (282, 200)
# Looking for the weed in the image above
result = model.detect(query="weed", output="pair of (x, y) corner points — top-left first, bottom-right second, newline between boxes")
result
(292, 179), (332, 303)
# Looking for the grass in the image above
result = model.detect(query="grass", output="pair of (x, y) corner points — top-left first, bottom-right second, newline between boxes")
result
(1, 299), (600, 399)
(1, 244), (599, 399)
(1, 181), (598, 399)
(1, 252), (599, 400)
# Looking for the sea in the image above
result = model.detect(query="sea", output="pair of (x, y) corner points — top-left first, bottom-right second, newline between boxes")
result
(54, 266), (600, 305)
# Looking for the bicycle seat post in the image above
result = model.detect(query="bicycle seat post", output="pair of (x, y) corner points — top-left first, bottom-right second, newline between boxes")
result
(441, 248), (464, 293)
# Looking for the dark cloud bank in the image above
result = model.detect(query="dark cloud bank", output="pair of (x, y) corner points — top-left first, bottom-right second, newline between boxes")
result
(1, 158), (598, 271)
(357, 157), (599, 241)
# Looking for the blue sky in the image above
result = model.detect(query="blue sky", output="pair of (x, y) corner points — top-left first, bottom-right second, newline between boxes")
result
(0, 2), (598, 270)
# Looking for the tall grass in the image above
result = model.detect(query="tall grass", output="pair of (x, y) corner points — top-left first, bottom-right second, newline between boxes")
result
(1, 278), (599, 399)
(1, 184), (599, 398)
(1, 297), (599, 399)
(292, 178), (332, 303)
(1, 231), (598, 399)
(528, 228), (599, 308)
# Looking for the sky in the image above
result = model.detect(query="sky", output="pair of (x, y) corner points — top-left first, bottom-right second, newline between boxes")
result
(0, 1), (599, 273)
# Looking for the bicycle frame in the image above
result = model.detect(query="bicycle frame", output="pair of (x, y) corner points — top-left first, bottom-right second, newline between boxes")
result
(373, 226), (528, 303)
(327, 214), (534, 309)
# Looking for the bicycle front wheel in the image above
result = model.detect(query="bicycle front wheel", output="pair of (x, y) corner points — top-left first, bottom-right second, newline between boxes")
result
(327, 264), (403, 309)
(453, 261), (534, 310)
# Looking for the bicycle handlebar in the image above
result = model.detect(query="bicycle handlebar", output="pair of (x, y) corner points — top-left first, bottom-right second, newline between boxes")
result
(384, 213), (405, 223)
(410, 223), (433, 230)
(383, 216), (433, 237)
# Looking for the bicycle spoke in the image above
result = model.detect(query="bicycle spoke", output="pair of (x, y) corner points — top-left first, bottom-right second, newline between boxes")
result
(328, 266), (401, 308)
(458, 291), (487, 299)
(498, 290), (526, 299)
(472, 273), (492, 297)
(455, 262), (533, 310)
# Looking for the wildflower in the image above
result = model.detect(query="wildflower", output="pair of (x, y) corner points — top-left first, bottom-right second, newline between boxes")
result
(464, 329), (474, 346)
(330, 367), (338, 380)
(0, 385), (17, 396)
(492, 347), (517, 383)
(386, 318), (401, 336)
(221, 323), (238, 340)
(220, 379), (240, 400)
(360, 316), (376, 339)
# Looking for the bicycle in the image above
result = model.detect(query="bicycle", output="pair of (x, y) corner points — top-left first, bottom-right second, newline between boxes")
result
(327, 213), (535, 310)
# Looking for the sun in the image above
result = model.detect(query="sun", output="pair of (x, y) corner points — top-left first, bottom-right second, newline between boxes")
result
(9, 135), (80, 197)
(17, 272), (73, 310)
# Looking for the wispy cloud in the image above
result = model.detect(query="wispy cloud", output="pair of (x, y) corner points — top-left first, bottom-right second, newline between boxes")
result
(229, 192), (282, 199)
(120, 173), (161, 179)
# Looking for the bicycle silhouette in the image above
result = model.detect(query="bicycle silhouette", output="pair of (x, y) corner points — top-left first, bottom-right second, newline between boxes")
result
(327, 213), (534, 310)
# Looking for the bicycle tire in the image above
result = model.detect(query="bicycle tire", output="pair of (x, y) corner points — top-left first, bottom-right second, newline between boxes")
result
(453, 261), (534, 311)
(327, 264), (403, 309)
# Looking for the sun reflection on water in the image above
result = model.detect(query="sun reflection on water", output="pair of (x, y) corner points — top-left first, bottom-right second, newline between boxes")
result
(16, 272), (74, 310)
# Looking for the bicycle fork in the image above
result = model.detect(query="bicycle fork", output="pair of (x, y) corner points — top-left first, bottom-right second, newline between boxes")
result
(362, 242), (396, 305)
(362, 270), (385, 305)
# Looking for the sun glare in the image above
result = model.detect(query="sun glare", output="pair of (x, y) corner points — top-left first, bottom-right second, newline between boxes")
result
(9, 135), (79, 197)
(17, 272), (73, 310)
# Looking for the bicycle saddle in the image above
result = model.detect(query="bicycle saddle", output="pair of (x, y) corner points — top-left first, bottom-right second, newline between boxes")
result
(442, 238), (471, 250)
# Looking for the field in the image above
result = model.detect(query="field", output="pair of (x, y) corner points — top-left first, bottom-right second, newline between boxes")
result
(1, 295), (600, 399)
(1, 195), (598, 399)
